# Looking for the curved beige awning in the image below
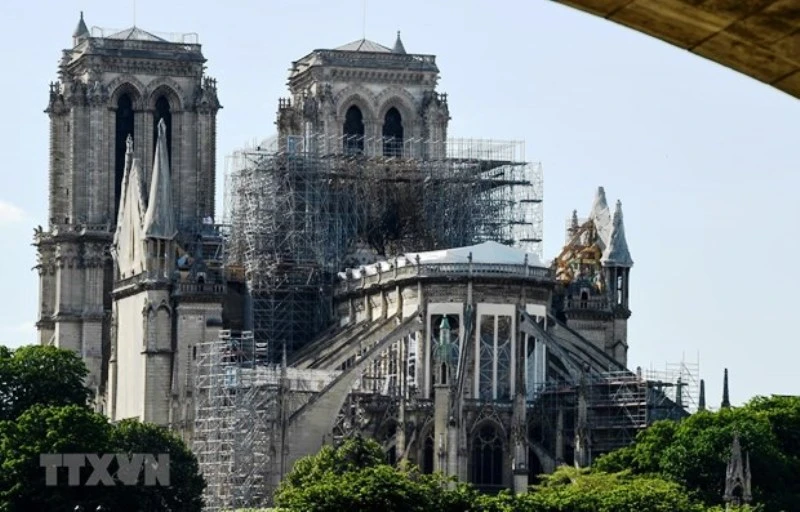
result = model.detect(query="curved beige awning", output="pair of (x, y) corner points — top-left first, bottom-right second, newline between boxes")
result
(552, 0), (800, 99)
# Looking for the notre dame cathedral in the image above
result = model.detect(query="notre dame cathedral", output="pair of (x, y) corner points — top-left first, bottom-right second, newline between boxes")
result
(35, 13), (687, 506)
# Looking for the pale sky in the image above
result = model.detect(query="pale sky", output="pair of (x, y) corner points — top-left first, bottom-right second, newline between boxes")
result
(1, 1), (797, 407)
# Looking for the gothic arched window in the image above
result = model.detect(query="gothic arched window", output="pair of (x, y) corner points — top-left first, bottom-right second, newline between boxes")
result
(343, 105), (365, 155)
(115, 93), (135, 215)
(382, 107), (404, 157)
(153, 95), (172, 165)
(471, 423), (504, 491)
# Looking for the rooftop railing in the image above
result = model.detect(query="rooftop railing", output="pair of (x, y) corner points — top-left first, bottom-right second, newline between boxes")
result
(335, 261), (552, 295)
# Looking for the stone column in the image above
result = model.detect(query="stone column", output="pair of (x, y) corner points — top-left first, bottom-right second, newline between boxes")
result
(81, 241), (106, 400)
(195, 79), (220, 220)
(46, 84), (70, 225)
(53, 242), (82, 353)
(107, 304), (118, 419)
(512, 321), (529, 494)
(433, 382), (450, 474)
(555, 408), (564, 464)
(36, 242), (57, 344)
(178, 110), (197, 225)
(86, 91), (108, 223)
(573, 373), (589, 468)
(142, 291), (174, 427)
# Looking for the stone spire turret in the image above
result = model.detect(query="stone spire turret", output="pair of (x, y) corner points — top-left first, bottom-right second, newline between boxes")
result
(72, 11), (90, 46)
(112, 136), (147, 278)
(601, 200), (633, 267)
(723, 432), (752, 506)
(698, 379), (706, 411)
(143, 119), (177, 240)
(722, 368), (731, 409)
(392, 31), (406, 54)
(589, 186), (611, 248)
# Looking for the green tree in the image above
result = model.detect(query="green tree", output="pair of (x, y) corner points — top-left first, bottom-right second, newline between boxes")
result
(275, 436), (478, 512)
(108, 420), (205, 512)
(0, 343), (205, 512)
(517, 466), (711, 512)
(0, 404), (113, 511)
(0, 405), (206, 512)
(0, 345), (91, 421)
(595, 396), (800, 511)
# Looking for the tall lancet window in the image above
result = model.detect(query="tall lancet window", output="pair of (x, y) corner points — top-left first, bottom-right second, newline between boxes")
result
(382, 107), (403, 157)
(471, 423), (504, 491)
(153, 96), (172, 165)
(343, 105), (364, 155)
(115, 94), (135, 215)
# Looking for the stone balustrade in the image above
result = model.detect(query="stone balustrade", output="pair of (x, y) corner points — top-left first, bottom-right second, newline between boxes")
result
(335, 261), (552, 296)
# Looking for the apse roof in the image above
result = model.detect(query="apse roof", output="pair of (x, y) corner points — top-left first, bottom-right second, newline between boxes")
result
(340, 241), (546, 280)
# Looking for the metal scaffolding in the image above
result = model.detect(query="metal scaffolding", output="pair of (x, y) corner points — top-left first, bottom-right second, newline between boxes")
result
(585, 371), (649, 456)
(193, 331), (281, 511)
(193, 329), (343, 510)
(223, 134), (544, 362)
(527, 368), (691, 465)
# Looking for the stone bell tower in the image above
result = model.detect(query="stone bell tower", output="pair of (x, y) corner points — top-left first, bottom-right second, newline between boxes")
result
(34, 12), (220, 406)
(276, 32), (450, 158)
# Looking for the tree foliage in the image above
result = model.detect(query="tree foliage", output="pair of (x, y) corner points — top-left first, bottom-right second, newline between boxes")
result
(0, 405), (205, 512)
(595, 395), (800, 511)
(0, 344), (205, 512)
(108, 420), (205, 512)
(0, 345), (91, 421)
(274, 436), (709, 512)
(275, 436), (478, 512)
(517, 466), (711, 512)
(0, 404), (113, 511)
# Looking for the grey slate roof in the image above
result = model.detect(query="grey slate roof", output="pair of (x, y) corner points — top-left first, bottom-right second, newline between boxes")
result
(601, 200), (633, 267)
(335, 38), (392, 53)
(106, 26), (168, 42)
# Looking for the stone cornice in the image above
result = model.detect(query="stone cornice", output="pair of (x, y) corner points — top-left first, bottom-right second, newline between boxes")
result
(64, 56), (203, 80)
(112, 279), (172, 300)
(291, 67), (436, 91)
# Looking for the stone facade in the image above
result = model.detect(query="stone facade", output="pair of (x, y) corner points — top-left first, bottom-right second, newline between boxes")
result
(275, 34), (450, 158)
(271, 241), (661, 496)
(35, 17), (223, 424)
